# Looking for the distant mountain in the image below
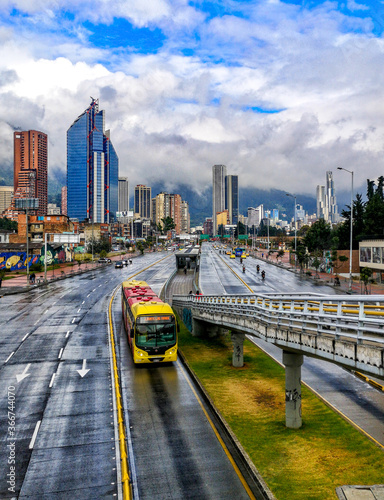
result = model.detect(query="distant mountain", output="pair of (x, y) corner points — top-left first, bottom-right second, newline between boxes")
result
(146, 182), (317, 227)
(0, 161), (317, 225)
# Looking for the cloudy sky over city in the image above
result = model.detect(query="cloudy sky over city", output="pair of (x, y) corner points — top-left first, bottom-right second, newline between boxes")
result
(0, 0), (384, 198)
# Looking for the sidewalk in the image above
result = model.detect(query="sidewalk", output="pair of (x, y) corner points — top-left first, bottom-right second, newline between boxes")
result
(0, 253), (139, 295)
(251, 250), (384, 295)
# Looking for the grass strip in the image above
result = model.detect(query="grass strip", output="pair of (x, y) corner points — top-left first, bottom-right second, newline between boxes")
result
(178, 320), (384, 500)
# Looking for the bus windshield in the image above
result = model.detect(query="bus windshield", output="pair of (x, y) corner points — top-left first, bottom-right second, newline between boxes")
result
(135, 315), (176, 349)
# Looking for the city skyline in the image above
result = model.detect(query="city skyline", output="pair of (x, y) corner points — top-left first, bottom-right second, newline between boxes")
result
(0, 2), (383, 200)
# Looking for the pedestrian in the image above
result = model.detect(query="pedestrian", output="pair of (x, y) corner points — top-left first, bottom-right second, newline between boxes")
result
(183, 266), (187, 275)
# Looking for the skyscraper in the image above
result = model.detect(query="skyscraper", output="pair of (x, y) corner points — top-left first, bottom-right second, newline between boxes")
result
(134, 185), (151, 219)
(316, 171), (339, 223)
(225, 174), (239, 225)
(118, 177), (129, 213)
(212, 164), (227, 234)
(67, 98), (118, 223)
(13, 130), (48, 216)
(61, 186), (67, 216)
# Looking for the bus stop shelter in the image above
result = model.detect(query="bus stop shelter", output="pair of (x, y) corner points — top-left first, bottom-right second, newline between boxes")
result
(175, 246), (200, 271)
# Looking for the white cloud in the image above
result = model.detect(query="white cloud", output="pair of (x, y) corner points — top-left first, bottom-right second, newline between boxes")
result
(0, 1), (384, 201)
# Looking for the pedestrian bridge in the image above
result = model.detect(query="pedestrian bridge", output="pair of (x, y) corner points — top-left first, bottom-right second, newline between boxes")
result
(172, 292), (384, 428)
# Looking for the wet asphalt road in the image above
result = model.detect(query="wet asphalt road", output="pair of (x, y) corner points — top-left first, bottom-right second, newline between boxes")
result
(0, 253), (173, 499)
(0, 252), (257, 500)
(115, 263), (255, 500)
(200, 244), (384, 447)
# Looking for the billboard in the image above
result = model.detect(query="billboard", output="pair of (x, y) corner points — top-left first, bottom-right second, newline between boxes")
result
(53, 234), (80, 243)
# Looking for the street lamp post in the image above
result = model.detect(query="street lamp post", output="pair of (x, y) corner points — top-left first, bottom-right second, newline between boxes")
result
(286, 193), (297, 268)
(337, 167), (354, 293)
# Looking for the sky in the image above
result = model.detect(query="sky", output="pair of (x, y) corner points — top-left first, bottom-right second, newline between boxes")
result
(1, 0), (384, 201)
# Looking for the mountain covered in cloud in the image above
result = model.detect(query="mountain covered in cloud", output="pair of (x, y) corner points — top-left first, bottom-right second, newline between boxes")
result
(147, 182), (317, 227)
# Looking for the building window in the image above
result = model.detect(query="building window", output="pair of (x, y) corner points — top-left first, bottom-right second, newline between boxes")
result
(372, 247), (381, 264)
(360, 247), (371, 263)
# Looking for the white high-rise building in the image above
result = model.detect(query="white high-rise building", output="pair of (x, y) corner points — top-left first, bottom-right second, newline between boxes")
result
(247, 205), (264, 228)
(316, 171), (339, 223)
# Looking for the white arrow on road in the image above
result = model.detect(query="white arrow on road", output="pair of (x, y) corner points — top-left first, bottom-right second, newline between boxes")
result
(16, 363), (31, 383)
(76, 359), (90, 378)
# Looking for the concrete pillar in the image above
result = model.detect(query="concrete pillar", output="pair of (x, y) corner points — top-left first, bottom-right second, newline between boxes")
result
(283, 350), (304, 429)
(231, 333), (245, 367)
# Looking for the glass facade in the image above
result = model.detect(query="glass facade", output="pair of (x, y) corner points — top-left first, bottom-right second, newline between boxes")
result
(67, 99), (118, 223)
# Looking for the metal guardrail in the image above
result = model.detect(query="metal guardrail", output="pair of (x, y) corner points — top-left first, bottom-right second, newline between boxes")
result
(172, 293), (384, 346)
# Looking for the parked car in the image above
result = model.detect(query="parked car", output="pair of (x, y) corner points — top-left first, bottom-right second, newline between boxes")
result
(115, 261), (123, 268)
(98, 258), (108, 263)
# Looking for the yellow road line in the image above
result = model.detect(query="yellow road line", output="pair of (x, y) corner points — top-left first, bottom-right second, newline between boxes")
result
(178, 360), (258, 500)
(219, 255), (255, 293)
(108, 254), (172, 498)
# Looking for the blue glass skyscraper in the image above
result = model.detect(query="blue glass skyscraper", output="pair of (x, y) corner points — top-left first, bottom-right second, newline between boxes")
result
(67, 98), (119, 223)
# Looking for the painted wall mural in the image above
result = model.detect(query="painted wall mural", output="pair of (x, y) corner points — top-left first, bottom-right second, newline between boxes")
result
(0, 253), (40, 271)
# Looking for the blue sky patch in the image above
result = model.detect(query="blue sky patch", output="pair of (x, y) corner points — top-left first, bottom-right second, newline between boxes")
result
(83, 19), (165, 52)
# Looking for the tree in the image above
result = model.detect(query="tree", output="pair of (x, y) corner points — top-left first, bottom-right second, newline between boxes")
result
(336, 193), (365, 250)
(161, 217), (175, 233)
(303, 219), (332, 253)
(0, 218), (17, 231)
(295, 242), (310, 272)
(360, 267), (373, 294)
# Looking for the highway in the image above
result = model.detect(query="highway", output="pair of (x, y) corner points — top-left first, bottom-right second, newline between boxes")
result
(0, 252), (262, 499)
(0, 253), (173, 499)
(200, 244), (384, 447)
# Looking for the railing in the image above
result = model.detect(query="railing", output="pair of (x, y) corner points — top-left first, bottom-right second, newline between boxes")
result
(172, 293), (384, 346)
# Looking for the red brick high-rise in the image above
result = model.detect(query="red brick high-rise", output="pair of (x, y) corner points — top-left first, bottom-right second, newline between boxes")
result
(14, 130), (48, 216)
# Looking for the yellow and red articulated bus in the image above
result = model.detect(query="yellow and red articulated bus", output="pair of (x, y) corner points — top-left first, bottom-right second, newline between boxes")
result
(121, 280), (178, 364)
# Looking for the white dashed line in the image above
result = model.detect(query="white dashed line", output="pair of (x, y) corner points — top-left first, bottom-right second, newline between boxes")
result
(22, 333), (29, 342)
(49, 373), (56, 388)
(58, 348), (64, 359)
(29, 421), (41, 449)
(66, 331), (70, 338)
(5, 352), (15, 363)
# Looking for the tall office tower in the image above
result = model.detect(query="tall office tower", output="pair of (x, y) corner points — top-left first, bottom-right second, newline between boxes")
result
(0, 186), (14, 214)
(181, 201), (190, 233)
(67, 98), (119, 223)
(225, 175), (239, 225)
(118, 177), (129, 213)
(316, 171), (339, 223)
(14, 130), (48, 216)
(316, 185), (326, 219)
(61, 186), (67, 216)
(134, 184), (151, 219)
(326, 171), (339, 223)
(212, 164), (227, 234)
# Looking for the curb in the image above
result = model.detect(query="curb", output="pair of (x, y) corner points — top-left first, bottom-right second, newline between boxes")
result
(177, 348), (276, 500)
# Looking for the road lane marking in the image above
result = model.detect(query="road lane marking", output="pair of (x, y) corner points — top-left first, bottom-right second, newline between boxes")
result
(22, 333), (29, 342)
(49, 373), (56, 388)
(58, 348), (63, 359)
(82, 301), (85, 305)
(16, 364), (31, 383)
(5, 352), (14, 363)
(29, 420), (41, 449)
(77, 308), (81, 313)
(71, 318), (76, 323)
(65, 331), (70, 338)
